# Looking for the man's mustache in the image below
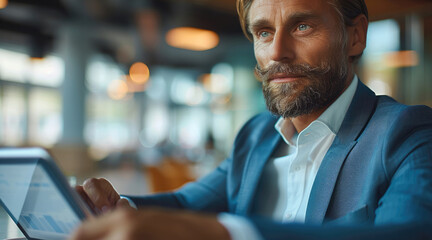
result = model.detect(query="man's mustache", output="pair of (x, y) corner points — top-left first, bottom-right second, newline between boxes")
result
(254, 63), (330, 83)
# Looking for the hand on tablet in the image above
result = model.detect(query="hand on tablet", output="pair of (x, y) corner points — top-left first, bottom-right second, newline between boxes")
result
(70, 207), (230, 240)
(75, 178), (132, 214)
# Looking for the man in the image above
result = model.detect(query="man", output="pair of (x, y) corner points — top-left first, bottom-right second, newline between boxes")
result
(71, 0), (432, 239)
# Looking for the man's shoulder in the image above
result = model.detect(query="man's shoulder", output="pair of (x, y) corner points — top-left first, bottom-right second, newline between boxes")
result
(374, 95), (432, 121)
(344, 91), (432, 145)
(366, 95), (432, 142)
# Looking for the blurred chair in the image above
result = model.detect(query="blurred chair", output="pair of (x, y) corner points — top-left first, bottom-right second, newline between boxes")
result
(145, 157), (196, 193)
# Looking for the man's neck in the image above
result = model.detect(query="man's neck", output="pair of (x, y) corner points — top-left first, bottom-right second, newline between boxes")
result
(290, 72), (355, 133)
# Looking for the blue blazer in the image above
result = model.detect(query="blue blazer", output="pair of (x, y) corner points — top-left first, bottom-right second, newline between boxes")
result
(128, 81), (432, 239)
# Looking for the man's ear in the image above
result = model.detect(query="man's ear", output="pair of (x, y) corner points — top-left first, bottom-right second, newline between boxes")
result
(347, 14), (368, 59)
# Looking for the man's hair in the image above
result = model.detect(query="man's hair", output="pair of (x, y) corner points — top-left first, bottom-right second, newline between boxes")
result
(236, 0), (369, 41)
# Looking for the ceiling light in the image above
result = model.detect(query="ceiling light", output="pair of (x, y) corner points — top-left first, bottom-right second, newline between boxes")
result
(0, 0), (8, 9)
(166, 27), (219, 51)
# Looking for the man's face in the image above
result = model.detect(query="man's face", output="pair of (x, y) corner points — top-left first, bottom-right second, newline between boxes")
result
(249, 0), (350, 118)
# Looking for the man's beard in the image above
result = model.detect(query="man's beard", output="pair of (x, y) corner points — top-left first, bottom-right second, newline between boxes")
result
(255, 52), (349, 119)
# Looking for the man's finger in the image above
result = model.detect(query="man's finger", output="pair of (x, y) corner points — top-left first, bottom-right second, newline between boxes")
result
(75, 186), (96, 213)
(82, 178), (120, 212)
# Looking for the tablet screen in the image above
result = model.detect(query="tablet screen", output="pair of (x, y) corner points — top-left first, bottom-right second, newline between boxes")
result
(0, 160), (81, 240)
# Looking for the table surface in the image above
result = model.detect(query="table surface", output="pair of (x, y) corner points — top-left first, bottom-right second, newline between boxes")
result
(0, 206), (25, 239)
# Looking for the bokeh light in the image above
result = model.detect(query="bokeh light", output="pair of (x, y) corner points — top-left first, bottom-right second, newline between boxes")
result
(107, 80), (129, 100)
(383, 50), (419, 68)
(0, 0), (8, 9)
(129, 62), (150, 84)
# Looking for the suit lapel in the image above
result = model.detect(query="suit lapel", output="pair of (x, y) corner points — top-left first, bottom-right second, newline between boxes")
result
(305, 80), (377, 224)
(235, 129), (281, 216)
(305, 140), (357, 224)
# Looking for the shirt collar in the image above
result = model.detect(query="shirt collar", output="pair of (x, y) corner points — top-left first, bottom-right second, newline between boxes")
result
(275, 117), (297, 146)
(317, 75), (358, 134)
(275, 75), (359, 145)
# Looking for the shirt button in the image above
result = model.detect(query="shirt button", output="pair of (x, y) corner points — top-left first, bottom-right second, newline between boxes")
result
(285, 213), (292, 219)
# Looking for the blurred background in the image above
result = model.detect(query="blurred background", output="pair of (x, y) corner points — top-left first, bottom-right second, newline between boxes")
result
(0, 0), (432, 195)
(1, 0), (432, 237)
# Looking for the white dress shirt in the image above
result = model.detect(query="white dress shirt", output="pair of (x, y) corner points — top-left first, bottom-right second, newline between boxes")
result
(219, 76), (359, 239)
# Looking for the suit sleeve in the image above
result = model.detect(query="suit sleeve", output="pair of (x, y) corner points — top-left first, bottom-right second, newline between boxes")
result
(374, 105), (432, 224)
(124, 157), (230, 212)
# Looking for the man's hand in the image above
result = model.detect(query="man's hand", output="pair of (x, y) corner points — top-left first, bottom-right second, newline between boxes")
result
(75, 178), (131, 214)
(70, 207), (231, 240)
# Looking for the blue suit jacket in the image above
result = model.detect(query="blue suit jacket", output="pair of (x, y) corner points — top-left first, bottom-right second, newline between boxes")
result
(128, 81), (432, 239)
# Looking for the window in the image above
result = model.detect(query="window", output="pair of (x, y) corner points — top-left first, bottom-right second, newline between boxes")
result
(362, 19), (400, 97)
(0, 47), (64, 146)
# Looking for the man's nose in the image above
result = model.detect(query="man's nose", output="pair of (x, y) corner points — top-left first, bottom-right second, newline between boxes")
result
(269, 31), (296, 62)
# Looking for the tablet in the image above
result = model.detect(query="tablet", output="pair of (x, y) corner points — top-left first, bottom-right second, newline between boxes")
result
(0, 148), (93, 240)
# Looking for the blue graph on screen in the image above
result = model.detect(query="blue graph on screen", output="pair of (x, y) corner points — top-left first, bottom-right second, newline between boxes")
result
(19, 214), (79, 234)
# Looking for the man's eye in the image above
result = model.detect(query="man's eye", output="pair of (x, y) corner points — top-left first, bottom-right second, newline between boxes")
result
(298, 24), (311, 31)
(259, 31), (270, 38)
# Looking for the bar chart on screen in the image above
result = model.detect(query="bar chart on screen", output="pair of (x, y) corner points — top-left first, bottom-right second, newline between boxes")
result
(19, 213), (80, 234)
(0, 162), (83, 239)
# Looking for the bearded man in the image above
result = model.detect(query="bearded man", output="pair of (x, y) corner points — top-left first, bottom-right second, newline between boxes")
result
(71, 0), (432, 239)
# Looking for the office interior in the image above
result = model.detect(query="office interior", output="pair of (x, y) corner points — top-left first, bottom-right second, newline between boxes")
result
(0, 0), (432, 237)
